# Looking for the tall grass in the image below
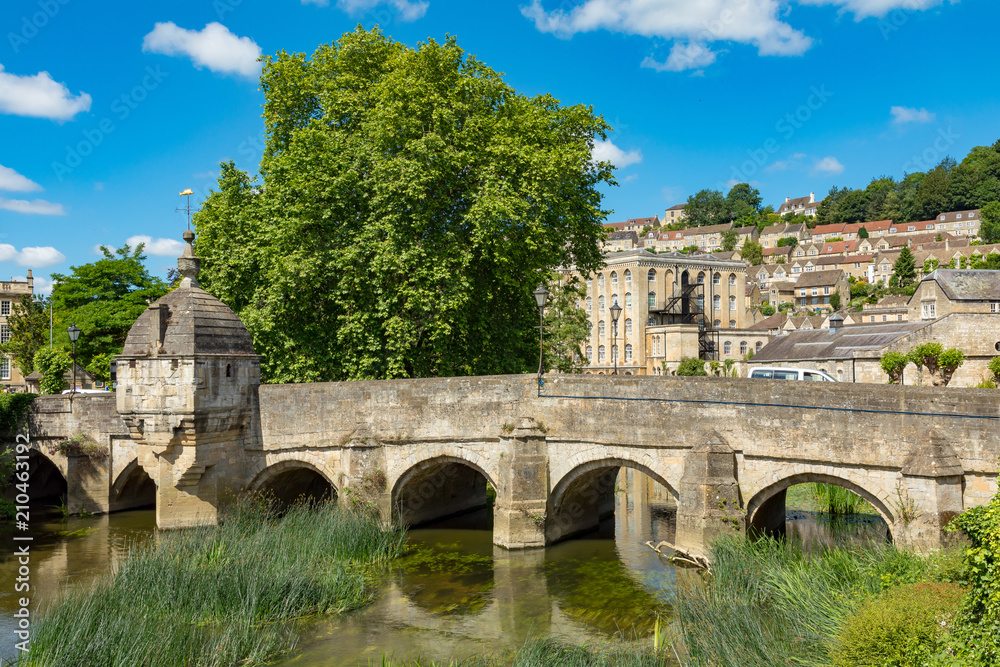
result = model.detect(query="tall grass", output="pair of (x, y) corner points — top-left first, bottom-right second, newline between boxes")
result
(13, 496), (407, 667)
(672, 535), (961, 667)
(374, 637), (673, 666)
(812, 483), (870, 516)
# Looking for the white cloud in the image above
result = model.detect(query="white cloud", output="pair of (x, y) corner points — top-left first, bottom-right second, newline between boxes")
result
(0, 164), (42, 192)
(126, 235), (186, 256)
(142, 22), (262, 79)
(0, 244), (65, 268)
(592, 139), (643, 168)
(890, 105), (935, 125)
(303, 0), (429, 21)
(641, 42), (717, 72)
(0, 65), (91, 121)
(813, 156), (845, 175)
(798, 0), (950, 20)
(0, 198), (66, 215)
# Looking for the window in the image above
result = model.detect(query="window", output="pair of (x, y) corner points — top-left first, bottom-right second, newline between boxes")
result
(625, 318), (632, 335)
(756, 341), (763, 352)
(908, 226), (915, 231)
(647, 269), (656, 282)
(740, 341), (747, 355)
(599, 274), (605, 288)
(713, 272), (721, 285)
(713, 294), (721, 310)
(882, 315), (887, 322)
(599, 295), (605, 311)
(586, 297), (592, 313)
(824, 286), (830, 295)
(800, 289), (807, 297)
(0, 325), (8, 344)
(625, 344), (633, 362)
(870, 316), (876, 322)
(729, 320), (736, 329)
(897, 314), (903, 321)
(0, 301), (9, 317)
(697, 272), (705, 285)
(729, 273), (736, 286)
(586, 346), (593, 361)
(599, 320), (606, 336)
(0, 357), (8, 381)
(648, 291), (656, 308)
(991, 302), (1000, 313)
(611, 271), (618, 287)
(724, 341), (732, 355)
(697, 294), (704, 310)
(624, 269), (632, 284)
(957, 213), (963, 219)
(806, 266), (814, 272)
(598, 346), (606, 362)
(625, 292), (632, 308)
(811, 287), (818, 296)
(654, 337), (660, 355)
(648, 317), (656, 326)
(812, 298), (819, 305)
(793, 267), (801, 273)
(729, 296), (736, 311)
(922, 303), (936, 319)
(611, 293), (619, 306)
(713, 319), (721, 328)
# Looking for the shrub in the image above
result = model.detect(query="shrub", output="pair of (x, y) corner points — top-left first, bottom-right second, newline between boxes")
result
(881, 351), (908, 384)
(0, 393), (35, 441)
(48, 433), (108, 459)
(676, 357), (707, 376)
(832, 582), (965, 667)
(989, 356), (1000, 383)
(33, 347), (72, 395)
(937, 348), (966, 386)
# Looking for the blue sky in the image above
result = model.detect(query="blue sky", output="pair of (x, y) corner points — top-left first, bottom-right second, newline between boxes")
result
(1, 0), (997, 293)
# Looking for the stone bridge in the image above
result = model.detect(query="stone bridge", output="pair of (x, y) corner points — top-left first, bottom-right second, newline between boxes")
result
(20, 232), (1000, 553)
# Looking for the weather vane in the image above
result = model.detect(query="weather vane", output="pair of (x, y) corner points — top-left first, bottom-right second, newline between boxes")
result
(176, 188), (197, 230)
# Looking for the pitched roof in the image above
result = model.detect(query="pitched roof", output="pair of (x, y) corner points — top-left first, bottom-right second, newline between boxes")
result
(820, 241), (857, 255)
(923, 270), (1000, 301)
(845, 220), (893, 234)
(608, 230), (638, 242)
(626, 216), (660, 227)
(666, 203), (687, 211)
(747, 313), (787, 331)
(777, 195), (815, 212)
(784, 223), (808, 233)
(684, 222), (734, 236)
(761, 224), (786, 235)
(763, 246), (794, 257)
(811, 223), (846, 235)
(937, 209), (980, 223)
(793, 269), (844, 288)
(751, 320), (932, 362)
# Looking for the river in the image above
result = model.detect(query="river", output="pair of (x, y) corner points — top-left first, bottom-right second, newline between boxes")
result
(0, 473), (888, 666)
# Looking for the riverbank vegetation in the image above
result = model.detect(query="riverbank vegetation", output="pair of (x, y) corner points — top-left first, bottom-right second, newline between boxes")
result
(785, 482), (879, 516)
(12, 496), (406, 667)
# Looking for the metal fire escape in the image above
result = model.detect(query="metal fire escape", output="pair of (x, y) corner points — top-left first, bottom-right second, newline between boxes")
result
(649, 281), (719, 361)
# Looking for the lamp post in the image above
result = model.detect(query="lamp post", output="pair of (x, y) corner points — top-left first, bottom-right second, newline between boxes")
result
(609, 301), (622, 375)
(533, 284), (549, 393)
(67, 324), (81, 394)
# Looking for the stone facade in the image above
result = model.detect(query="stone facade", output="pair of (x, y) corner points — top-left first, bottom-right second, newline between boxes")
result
(1, 271), (34, 391)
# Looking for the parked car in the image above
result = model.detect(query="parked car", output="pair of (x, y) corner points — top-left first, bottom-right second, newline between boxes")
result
(748, 367), (837, 382)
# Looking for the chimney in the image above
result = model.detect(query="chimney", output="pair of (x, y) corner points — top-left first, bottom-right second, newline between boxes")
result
(785, 196), (790, 203)
(809, 192), (815, 203)
(829, 313), (844, 330)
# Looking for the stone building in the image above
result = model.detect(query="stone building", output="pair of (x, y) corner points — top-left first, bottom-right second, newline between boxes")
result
(909, 270), (1000, 321)
(776, 192), (818, 217)
(1, 270), (34, 391)
(792, 270), (850, 312)
(566, 249), (768, 374)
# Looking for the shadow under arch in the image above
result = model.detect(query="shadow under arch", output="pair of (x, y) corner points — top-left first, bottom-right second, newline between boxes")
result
(391, 455), (497, 528)
(547, 457), (678, 545)
(248, 460), (337, 508)
(14, 450), (67, 505)
(746, 472), (895, 541)
(111, 459), (156, 511)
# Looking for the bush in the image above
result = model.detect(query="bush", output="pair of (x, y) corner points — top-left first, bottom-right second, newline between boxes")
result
(48, 432), (108, 459)
(832, 583), (966, 667)
(676, 357), (707, 376)
(33, 347), (72, 395)
(0, 393), (35, 441)
(989, 356), (1000, 383)
(880, 351), (908, 384)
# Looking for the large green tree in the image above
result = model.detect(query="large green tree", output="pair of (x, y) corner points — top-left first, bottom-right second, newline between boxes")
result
(50, 244), (168, 367)
(741, 240), (764, 267)
(194, 28), (613, 383)
(893, 246), (918, 287)
(0, 295), (48, 376)
(683, 189), (729, 227)
(979, 201), (1000, 244)
(542, 275), (590, 373)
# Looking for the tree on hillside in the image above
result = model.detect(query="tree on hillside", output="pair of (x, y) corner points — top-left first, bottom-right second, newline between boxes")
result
(864, 176), (901, 222)
(911, 158), (955, 221)
(721, 228), (739, 252)
(194, 27), (614, 383)
(50, 244), (167, 368)
(950, 143), (1000, 210)
(741, 240), (764, 266)
(726, 182), (762, 223)
(776, 237), (798, 248)
(980, 201), (1000, 244)
(683, 189), (729, 227)
(893, 246), (918, 287)
(858, 226), (869, 238)
(0, 295), (48, 376)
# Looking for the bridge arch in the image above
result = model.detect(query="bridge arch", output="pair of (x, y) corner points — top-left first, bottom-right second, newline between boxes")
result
(248, 459), (338, 507)
(391, 454), (497, 528)
(111, 459), (156, 510)
(547, 456), (678, 544)
(21, 449), (67, 504)
(746, 472), (896, 539)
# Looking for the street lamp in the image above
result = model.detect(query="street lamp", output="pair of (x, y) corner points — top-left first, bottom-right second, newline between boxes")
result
(533, 283), (549, 393)
(66, 324), (81, 394)
(609, 301), (622, 375)
(32, 295), (53, 348)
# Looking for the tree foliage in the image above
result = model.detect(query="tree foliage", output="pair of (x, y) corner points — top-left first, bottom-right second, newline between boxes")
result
(33, 347), (71, 395)
(542, 276), (591, 373)
(880, 351), (908, 384)
(741, 240), (764, 267)
(0, 295), (47, 376)
(981, 201), (1000, 244)
(893, 246), (917, 287)
(50, 245), (167, 368)
(194, 28), (613, 383)
(676, 357), (707, 376)
(720, 229), (738, 252)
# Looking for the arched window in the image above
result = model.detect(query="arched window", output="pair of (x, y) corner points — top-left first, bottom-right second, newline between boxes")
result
(740, 341), (748, 355)
(713, 294), (721, 310)
(648, 317), (656, 326)
(586, 297), (592, 313)
(837, 369), (844, 381)
(729, 273), (737, 286)
(696, 272), (704, 285)
(611, 293), (619, 306)
(648, 291), (656, 308)
(625, 344), (633, 362)
(598, 274), (605, 288)
(599, 320), (606, 336)
(697, 294), (704, 310)
(756, 341), (763, 352)
(599, 295), (605, 311)
(611, 345), (618, 362)
(713, 319), (721, 328)
(647, 269), (656, 282)
(724, 341), (732, 355)
(586, 346), (593, 361)
(611, 271), (618, 287)
(625, 292), (632, 308)
(713, 272), (721, 285)
(624, 269), (632, 283)
(729, 320), (736, 329)
(598, 345), (606, 362)
(625, 318), (632, 335)
(729, 296), (736, 311)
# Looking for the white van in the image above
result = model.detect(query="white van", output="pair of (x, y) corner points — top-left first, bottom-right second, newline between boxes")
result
(749, 367), (837, 382)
